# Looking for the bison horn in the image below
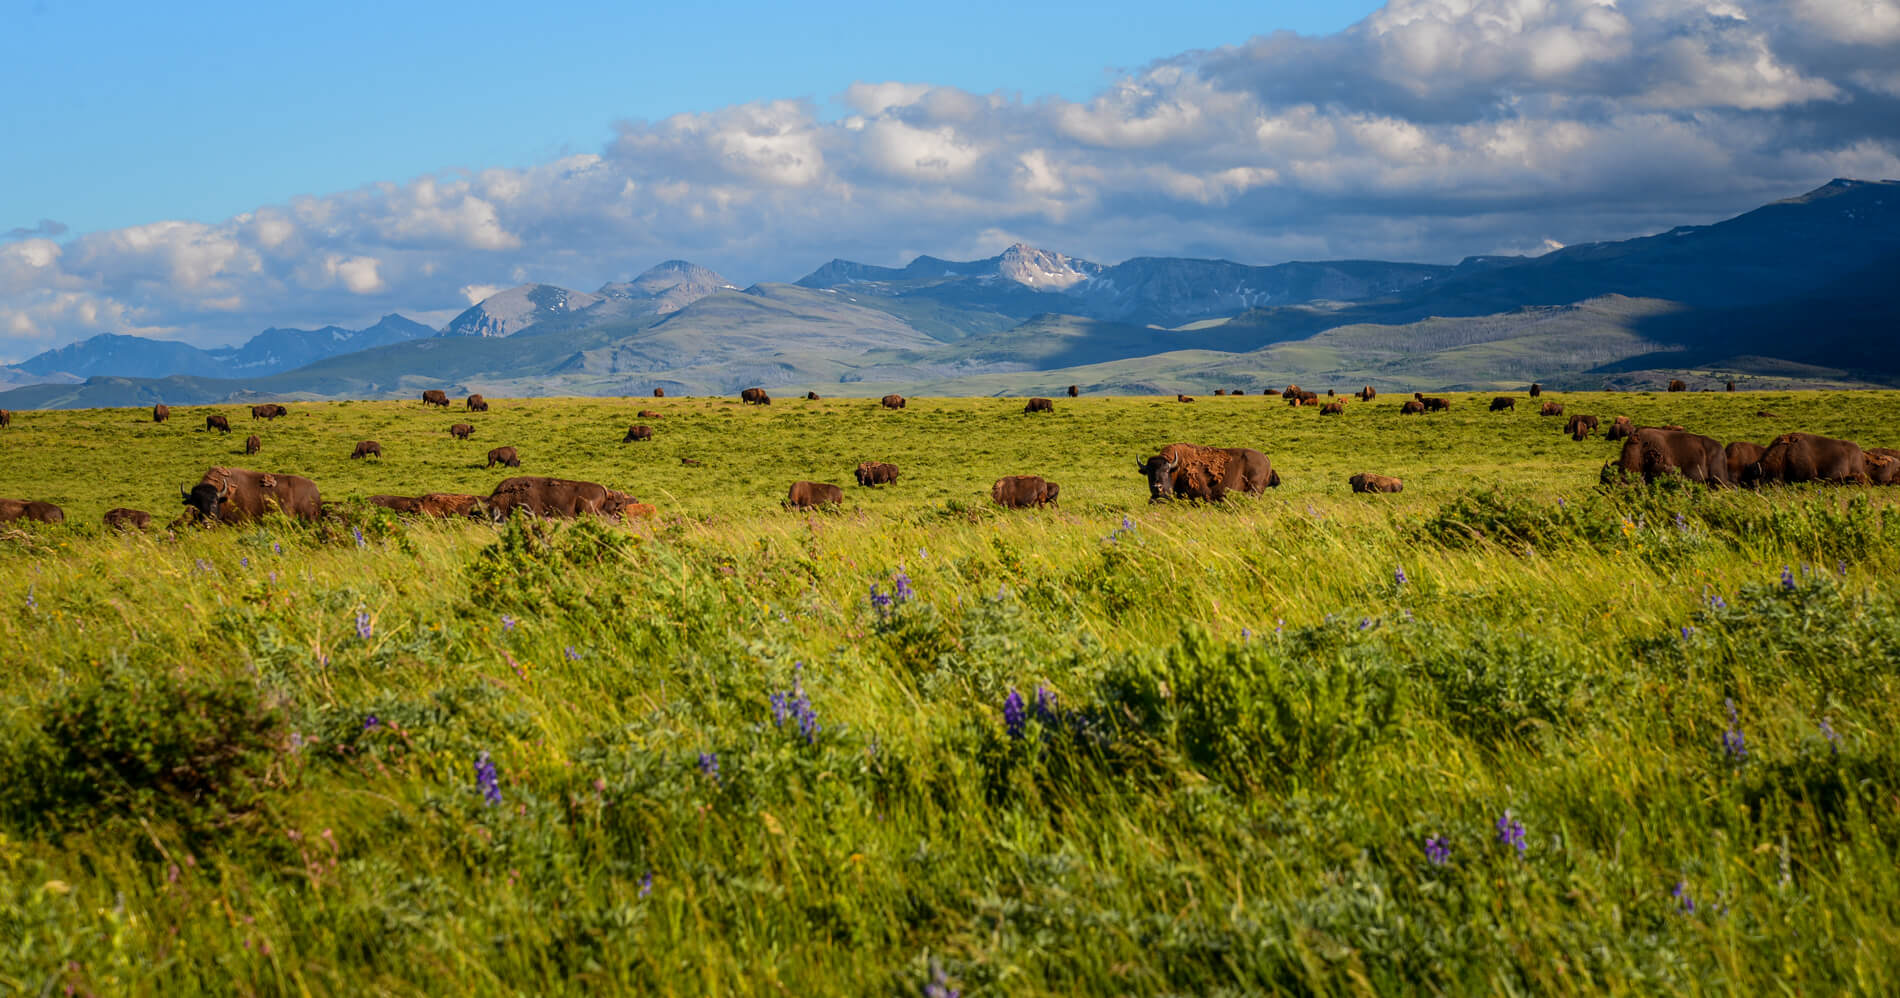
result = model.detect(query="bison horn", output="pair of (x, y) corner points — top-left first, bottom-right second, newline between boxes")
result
(180, 483), (189, 499)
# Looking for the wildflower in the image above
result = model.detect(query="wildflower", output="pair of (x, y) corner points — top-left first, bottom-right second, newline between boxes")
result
(1722, 698), (1747, 762)
(1033, 685), (1058, 724)
(1121, 515), (1135, 532)
(698, 752), (720, 779)
(1003, 688), (1026, 739)
(1707, 594), (1727, 610)
(241, 556), (250, 568)
(1424, 836), (1450, 866)
(638, 871), (653, 897)
(1359, 617), (1373, 630)
(1395, 564), (1408, 586)
(1495, 810), (1527, 857)
(564, 646), (582, 661)
(1673, 881), (1696, 914)
(869, 584), (893, 610)
(196, 558), (215, 574)
(1837, 560), (1847, 577)
(363, 714), (380, 730)
(352, 526), (366, 549)
(1241, 627), (1252, 641)
(1781, 566), (1796, 591)
(892, 570), (914, 603)
(24, 585), (35, 611)
(272, 542), (283, 555)
(1674, 512), (1689, 532)
(1680, 626), (1694, 640)
(770, 665), (820, 743)
(1556, 497), (1566, 509)
(1819, 718), (1841, 754)
(924, 962), (961, 998)
(1275, 618), (1284, 634)
(355, 611), (372, 640)
(474, 751), (501, 806)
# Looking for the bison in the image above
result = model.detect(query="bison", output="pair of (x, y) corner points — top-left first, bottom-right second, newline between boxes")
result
(244, 434), (262, 455)
(680, 457), (703, 467)
(422, 390), (450, 407)
(153, 403), (170, 423)
(1068, 385), (1079, 397)
(1424, 397), (1451, 412)
(1319, 401), (1344, 415)
(1489, 397), (1516, 412)
(1349, 473), (1402, 494)
(1358, 385), (1376, 401)
(785, 481), (844, 510)
(1743, 432), (1869, 486)
(1282, 385), (1302, 399)
(1724, 441), (1767, 484)
(807, 391), (821, 401)
(206, 414), (231, 433)
(1540, 402), (1565, 417)
(1613, 428), (1728, 486)
(485, 476), (632, 520)
(637, 409), (661, 419)
(251, 403), (286, 420)
(0, 409), (10, 429)
(1565, 414), (1599, 441)
(1667, 379), (1687, 392)
(181, 467), (321, 524)
(486, 446), (521, 469)
(855, 461), (899, 487)
(367, 495), (425, 514)
(467, 394), (488, 411)
(654, 387), (665, 398)
(0, 499), (63, 524)
(420, 493), (483, 517)
(1024, 397), (1054, 413)
(622, 425), (653, 442)
(449, 423), (475, 440)
(1529, 383), (1543, 397)
(1178, 394), (1196, 403)
(1214, 389), (1227, 396)
(1867, 448), (1900, 485)
(1726, 381), (1736, 392)
(1605, 416), (1637, 440)
(992, 475), (1059, 509)
(350, 440), (382, 460)
(1400, 400), (1425, 415)
(741, 388), (771, 405)
(880, 394), (906, 409)
(1137, 444), (1278, 502)
(103, 507), (152, 531)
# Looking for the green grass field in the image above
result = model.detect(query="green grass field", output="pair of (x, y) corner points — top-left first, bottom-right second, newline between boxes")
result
(2, 391), (1898, 994)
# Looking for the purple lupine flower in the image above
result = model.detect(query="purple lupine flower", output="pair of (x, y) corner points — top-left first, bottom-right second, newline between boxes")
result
(1495, 810), (1527, 857)
(564, 646), (582, 661)
(1707, 594), (1727, 610)
(1837, 560), (1847, 577)
(474, 751), (501, 806)
(196, 558), (214, 574)
(1819, 718), (1841, 754)
(363, 714), (380, 730)
(770, 666), (820, 743)
(1673, 881), (1695, 914)
(1241, 627), (1252, 641)
(698, 752), (720, 779)
(1359, 617), (1373, 630)
(355, 611), (372, 640)
(892, 570), (914, 603)
(770, 689), (791, 726)
(1674, 512), (1688, 532)
(1424, 836), (1450, 866)
(1781, 566), (1796, 591)
(638, 871), (653, 897)
(1275, 618), (1284, 634)
(1557, 497), (1566, 509)
(241, 556), (250, 568)
(1395, 564), (1408, 586)
(352, 527), (365, 549)
(869, 584), (893, 609)
(1722, 698), (1747, 762)
(924, 962), (960, 998)
(501, 614), (517, 632)
(1033, 685), (1058, 725)
(272, 542), (283, 555)
(1681, 626), (1695, 640)
(1003, 688), (1026, 739)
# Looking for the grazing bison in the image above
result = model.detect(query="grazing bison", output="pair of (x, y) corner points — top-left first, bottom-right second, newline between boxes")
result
(251, 403), (286, 420)
(0, 499), (63, 524)
(1724, 441), (1767, 484)
(741, 388), (771, 405)
(449, 423), (475, 440)
(1540, 402), (1565, 417)
(1358, 385), (1376, 401)
(103, 507), (151, 531)
(1867, 448), (1900, 485)
(1743, 432), (1869, 486)
(1565, 414), (1599, 441)
(1529, 383), (1543, 397)
(1400, 400), (1425, 415)
(486, 446), (521, 469)
(785, 481), (844, 510)
(855, 461), (899, 487)
(1421, 396), (1451, 412)
(1282, 385), (1302, 399)
(422, 390), (450, 407)
(1319, 401), (1344, 415)
(0, 409), (10, 429)
(1137, 444), (1278, 502)
(1214, 389), (1227, 396)
(807, 391), (820, 401)
(180, 467), (321, 524)
(622, 425), (653, 442)
(419, 493), (483, 518)
(991, 475), (1059, 509)
(1726, 381), (1736, 392)
(1024, 397), (1054, 413)
(467, 394), (488, 411)
(244, 434), (261, 455)
(637, 409), (661, 419)
(1178, 394), (1196, 403)
(1490, 397), (1516, 412)
(367, 495), (425, 514)
(153, 403), (170, 423)
(1667, 379), (1687, 392)
(485, 476), (628, 520)
(1605, 416), (1637, 440)
(680, 457), (702, 467)
(1613, 428), (1728, 486)
(880, 394), (906, 409)
(350, 440), (382, 459)
(206, 414), (231, 433)
(1068, 384), (1079, 397)
(1349, 473), (1402, 494)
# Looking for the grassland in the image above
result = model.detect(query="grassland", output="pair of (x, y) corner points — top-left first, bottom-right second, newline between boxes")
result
(2, 391), (1899, 994)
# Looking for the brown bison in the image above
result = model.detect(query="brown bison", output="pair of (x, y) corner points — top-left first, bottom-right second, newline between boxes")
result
(0, 499), (63, 524)
(181, 467), (322, 524)
(1024, 397), (1054, 413)
(1565, 414), (1599, 441)
(991, 475), (1059, 508)
(103, 507), (152, 531)
(1726, 381), (1736, 392)
(419, 493), (483, 518)
(1667, 379), (1687, 392)
(1349, 473), (1402, 494)
(880, 394), (906, 409)
(1743, 433), (1869, 486)
(1724, 441), (1767, 484)
(153, 403), (170, 423)
(1319, 401), (1344, 415)
(467, 394), (488, 411)
(206, 414), (231, 433)
(1489, 397), (1516, 412)
(741, 388), (771, 405)
(654, 387), (665, 397)
(807, 391), (821, 401)
(251, 403), (286, 420)
(1400, 400), (1425, 415)
(855, 461), (899, 487)
(1422, 397), (1450, 412)
(485, 476), (633, 520)
(1613, 428), (1728, 485)
(1281, 385), (1301, 399)
(1605, 416), (1637, 440)
(1137, 444), (1279, 502)
(680, 457), (702, 467)
(1178, 394), (1196, 403)
(1213, 389), (1227, 396)
(0, 409), (10, 429)
(449, 423), (475, 440)
(1867, 448), (1900, 485)
(350, 440), (382, 459)
(486, 446), (521, 469)
(1529, 383), (1542, 397)
(422, 389), (450, 407)
(244, 434), (262, 455)
(786, 481), (844, 509)
(1540, 402), (1564, 417)
(1067, 385), (1079, 397)
(637, 409), (661, 418)
(1358, 385), (1376, 401)
(622, 425), (653, 442)
(367, 495), (425, 514)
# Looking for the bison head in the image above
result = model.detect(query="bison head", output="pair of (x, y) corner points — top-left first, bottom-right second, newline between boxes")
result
(181, 481), (229, 520)
(1136, 455), (1177, 502)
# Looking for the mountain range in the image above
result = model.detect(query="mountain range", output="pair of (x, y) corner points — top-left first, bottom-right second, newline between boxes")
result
(2, 179), (1896, 408)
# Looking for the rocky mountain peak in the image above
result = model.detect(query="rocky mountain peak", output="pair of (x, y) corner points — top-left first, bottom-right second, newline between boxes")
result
(996, 243), (1101, 291)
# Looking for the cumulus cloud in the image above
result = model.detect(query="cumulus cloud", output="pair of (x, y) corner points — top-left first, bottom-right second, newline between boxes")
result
(3, 0), (1896, 360)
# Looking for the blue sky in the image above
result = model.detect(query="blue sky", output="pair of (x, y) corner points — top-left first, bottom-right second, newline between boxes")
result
(2, 0), (1380, 238)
